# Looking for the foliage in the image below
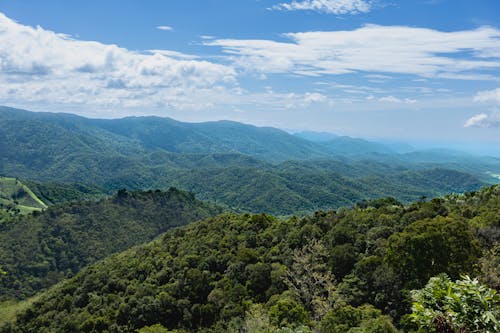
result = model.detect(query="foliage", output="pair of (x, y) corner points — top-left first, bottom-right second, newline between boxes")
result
(0, 188), (222, 300)
(0, 177), (46, 221)
(385, 216), (481, 289)
(284, 239), (336, 320)
(410, 274), (500, 333)
(0, 185), (497, 332)
(0, 107), (490, 215)
(319, 304), (399, 333)
(479, 243), (500, 290)
(22, 180), (106, 205)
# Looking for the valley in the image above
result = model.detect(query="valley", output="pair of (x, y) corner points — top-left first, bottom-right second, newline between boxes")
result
(0, 107), (498, 332)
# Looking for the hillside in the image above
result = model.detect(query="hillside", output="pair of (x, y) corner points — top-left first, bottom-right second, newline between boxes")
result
(169, 165), (484, 214)
(0, 107), (497, 214)
(21, 180), (106, 205)
(0, 188), (222, 300)
(0, 177), (47, 220)
(2, 185), (497, 332)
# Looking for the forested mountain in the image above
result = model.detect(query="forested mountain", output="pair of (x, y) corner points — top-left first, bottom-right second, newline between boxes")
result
(0, 188), (222, 300)
(0, 107), (497, 215)
(2, 185), (497, 332)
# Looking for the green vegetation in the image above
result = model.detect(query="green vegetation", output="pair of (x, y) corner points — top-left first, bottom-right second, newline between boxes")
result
(0, 295), (41, 327)
(0, 188), (222, 300)
(1, 107), (498, 332)
(0, 107), (496, 215)
(2, 185), (498, 332)
(22, 180), (106, 205)
(0, 177), (47, 221)
(410, 274), (499, 332)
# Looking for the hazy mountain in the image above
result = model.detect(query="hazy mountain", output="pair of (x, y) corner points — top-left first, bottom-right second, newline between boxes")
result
(0, 107), (496, 214)
(293, 130), (339, 142)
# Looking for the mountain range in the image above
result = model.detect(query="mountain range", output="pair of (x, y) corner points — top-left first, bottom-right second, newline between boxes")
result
(1, 106), (499, 214)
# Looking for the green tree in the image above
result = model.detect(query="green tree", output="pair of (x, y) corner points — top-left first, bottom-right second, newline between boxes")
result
(284, 239), (336, 320)
(385, 216), (481, 289)
(410, 274), (500, 333)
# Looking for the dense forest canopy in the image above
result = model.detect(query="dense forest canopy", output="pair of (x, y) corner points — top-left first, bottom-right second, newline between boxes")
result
(0, 188), (222, 300)
(1, 185), (498, 332)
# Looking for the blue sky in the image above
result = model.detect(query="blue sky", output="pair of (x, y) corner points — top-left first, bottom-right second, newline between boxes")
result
(0, 0), (499, 150)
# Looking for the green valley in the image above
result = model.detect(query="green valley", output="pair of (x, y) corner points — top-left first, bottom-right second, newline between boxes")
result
(0, 107), (496, 215)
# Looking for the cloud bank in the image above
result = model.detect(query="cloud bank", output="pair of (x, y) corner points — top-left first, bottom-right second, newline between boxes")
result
(474, 88), (500, 104)
(0, 13), (235, 110)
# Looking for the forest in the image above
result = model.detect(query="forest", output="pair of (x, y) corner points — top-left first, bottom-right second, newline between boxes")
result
(0, 107), (495, 215)
(1, 0), (499, 330)
(0, 108), (498, 332)
(0, 184), (498, 332)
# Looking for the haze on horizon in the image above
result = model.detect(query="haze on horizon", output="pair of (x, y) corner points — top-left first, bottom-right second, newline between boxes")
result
(0, 0), (499, 152)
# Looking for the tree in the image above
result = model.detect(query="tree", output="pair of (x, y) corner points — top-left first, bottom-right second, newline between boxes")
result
(410, 274), (500, 333)
(284, 239), (336, 321)
(385, 217), (481, 289)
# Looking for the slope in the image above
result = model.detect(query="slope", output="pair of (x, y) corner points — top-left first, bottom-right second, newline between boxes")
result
(0, 188), (222, 300)
(0, 106), (495, 215)
(3, 185), (497, 332)
(0, 177), (47, 220)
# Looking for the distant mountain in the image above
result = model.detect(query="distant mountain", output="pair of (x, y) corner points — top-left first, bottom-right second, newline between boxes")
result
(0, 106), (496, 214)
(319, 136), (395, 156)
(92, 117), (329, 162)
(0, 188), (222, 300)
(293, 130), (338, 142)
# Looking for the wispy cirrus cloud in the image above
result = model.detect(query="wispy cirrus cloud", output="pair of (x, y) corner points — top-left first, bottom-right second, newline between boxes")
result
(0, 13), (235, 111)
(206, 25), (500, 79)
(379, 96), (417, 104)
(473, 88), (500, 104)
(272, 0), (373, 15)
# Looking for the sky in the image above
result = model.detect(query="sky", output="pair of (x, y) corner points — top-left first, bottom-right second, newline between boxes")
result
(0, 0), (499, 150)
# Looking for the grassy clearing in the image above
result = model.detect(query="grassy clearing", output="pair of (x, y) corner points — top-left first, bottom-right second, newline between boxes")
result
(0, 295), (41, 325)
(0, 177), (47, 217)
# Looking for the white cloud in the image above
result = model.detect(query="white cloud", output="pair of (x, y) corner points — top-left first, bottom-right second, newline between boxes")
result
(156, 25), (173, 31)
(379, 96), (416, 104)
(464, 111), (500, 128)
(467, 88), (500, 128)
(0, 13), (235, 111)
(473, 88), (500, 104)
(148, 49), (200, 60)
(206, 25), (500, 79)
(273, 0), (372, 15)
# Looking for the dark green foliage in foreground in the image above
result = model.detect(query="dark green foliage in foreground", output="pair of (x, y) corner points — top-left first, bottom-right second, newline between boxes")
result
(4, 185), (498, 332)
(410, 274), (499, 332)
(0, 188), (222, 300)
